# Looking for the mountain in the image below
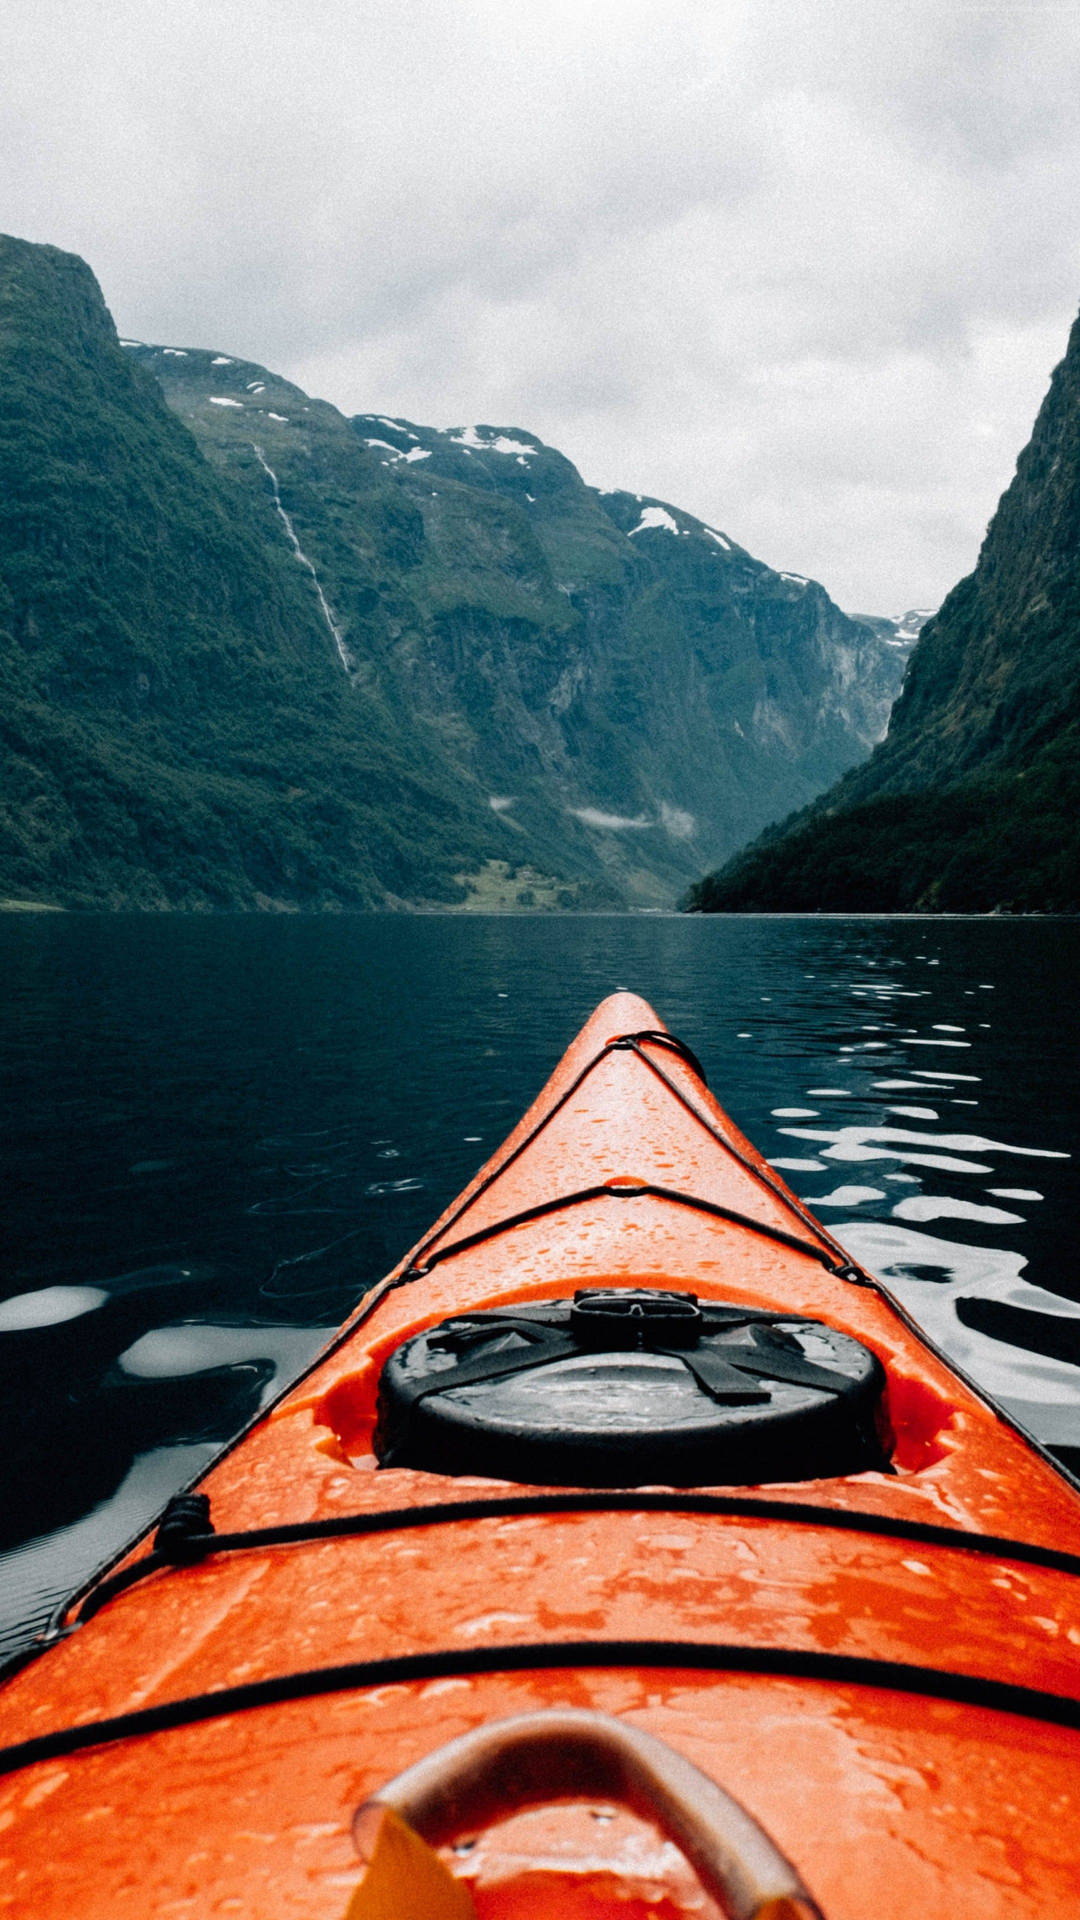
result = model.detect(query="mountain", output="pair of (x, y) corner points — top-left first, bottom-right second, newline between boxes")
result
(126, 339), (909, 904)
(0, 235), (514, 910)
(0, 232), (910, 911)
(849, 608), (934, 655)
(687, 314), (1080, 914)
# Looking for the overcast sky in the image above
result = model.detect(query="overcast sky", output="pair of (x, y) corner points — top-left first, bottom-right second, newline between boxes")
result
(4, 0), (1080, 611)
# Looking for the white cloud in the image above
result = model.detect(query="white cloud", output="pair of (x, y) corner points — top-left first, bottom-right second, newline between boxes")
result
(2, 0), (1079, 607)
(569, 807), (652, 831)
(660, 803), (695, 841)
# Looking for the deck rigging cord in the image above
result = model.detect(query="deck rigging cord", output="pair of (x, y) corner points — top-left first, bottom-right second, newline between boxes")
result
(399, 1179), (856, 1279)
(2, 1636), (1079, 1783)
(71, 1485), (1080, 1626)
(395, 1030), (866, 1285)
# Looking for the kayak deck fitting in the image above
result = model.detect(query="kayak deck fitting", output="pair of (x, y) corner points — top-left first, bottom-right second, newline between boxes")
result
(0, 991), (1078, 1917)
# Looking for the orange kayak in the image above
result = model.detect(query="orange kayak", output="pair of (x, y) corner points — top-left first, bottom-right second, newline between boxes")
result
(1, 991), (1079, 1918)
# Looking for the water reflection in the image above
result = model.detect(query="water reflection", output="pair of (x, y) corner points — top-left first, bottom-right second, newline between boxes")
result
(0, 911), (1077, 1658)
(737, 932), (1078, 1470)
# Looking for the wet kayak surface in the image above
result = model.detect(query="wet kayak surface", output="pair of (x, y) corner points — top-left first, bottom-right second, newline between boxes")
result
(1, 910), (1077, 1658)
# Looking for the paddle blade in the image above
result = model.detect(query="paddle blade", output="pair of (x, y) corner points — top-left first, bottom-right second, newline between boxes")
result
(345, 1804), (476, 1920)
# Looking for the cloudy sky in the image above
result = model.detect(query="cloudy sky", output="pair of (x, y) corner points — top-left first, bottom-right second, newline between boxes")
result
(4, 0), (1080, 610)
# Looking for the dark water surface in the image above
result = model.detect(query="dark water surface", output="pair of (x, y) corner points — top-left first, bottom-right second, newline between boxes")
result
(1, 911), (1078, 1659)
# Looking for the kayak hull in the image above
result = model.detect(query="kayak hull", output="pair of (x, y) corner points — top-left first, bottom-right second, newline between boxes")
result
(1, 993), (1078, 1917)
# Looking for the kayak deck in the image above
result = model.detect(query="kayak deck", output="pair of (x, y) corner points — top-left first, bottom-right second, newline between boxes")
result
(0, 993), (1078, 1917)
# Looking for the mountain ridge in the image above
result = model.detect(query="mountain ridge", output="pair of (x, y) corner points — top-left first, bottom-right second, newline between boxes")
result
(135, 335), (910, 899)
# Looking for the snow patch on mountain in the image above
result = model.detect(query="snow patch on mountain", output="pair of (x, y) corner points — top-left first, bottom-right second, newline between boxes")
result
(628, 505), (680, 537)
(210, 396), (243, 409)
(363, 436), (429, 464)
(450, 426), (539, 457)
(894, 609), (936, 641)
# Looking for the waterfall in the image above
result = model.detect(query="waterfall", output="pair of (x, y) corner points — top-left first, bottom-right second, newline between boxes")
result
(252, 445), (352, 673)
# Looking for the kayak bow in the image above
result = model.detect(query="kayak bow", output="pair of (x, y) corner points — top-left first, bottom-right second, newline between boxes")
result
(1, 992), (1078, 1917)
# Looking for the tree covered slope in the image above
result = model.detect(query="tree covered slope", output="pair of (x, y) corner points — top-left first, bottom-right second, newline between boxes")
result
(0, 236), (519, 909)
(0, 232), (909, 910)
(687, 309), (1080, 914)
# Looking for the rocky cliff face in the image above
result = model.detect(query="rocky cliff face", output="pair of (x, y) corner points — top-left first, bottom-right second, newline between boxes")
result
(847, 609), (933, 732)
(137, 341), (908, 903)
(687, 317), (1080, 913)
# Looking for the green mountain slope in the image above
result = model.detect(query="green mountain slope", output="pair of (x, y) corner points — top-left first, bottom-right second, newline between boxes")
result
(687, 310), (1080, 914)
(131, 339), (908, 903)
(0, 236), (519, 909)
(1, 231), (911, 911)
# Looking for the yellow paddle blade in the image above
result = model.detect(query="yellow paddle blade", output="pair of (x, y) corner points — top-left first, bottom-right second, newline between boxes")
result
(345, 1805), (476, 1920)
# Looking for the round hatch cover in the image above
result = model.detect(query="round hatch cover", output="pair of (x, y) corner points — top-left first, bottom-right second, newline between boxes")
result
(374, 1289), (887, 1486)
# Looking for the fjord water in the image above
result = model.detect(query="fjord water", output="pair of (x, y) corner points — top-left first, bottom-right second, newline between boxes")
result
(1, 911), (1077, 1661)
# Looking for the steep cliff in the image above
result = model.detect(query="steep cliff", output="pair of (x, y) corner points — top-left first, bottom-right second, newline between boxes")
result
(688, 313), (1080, 913)
(0, 236), (507, 909)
